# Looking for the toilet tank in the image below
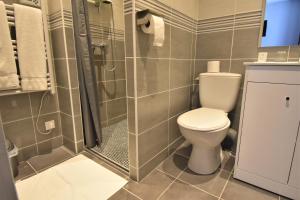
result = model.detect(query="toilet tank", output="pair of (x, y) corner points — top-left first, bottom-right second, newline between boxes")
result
(199, 73), (241, 112)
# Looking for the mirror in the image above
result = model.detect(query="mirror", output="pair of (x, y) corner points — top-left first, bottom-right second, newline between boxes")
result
(259, 0), (300, 47)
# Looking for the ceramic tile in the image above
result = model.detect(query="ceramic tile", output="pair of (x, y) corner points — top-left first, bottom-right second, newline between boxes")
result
(34, 112), (61, 143)
(0, 94), (31, 123)
(168, 115), (181, 144)
(138, 122), (168, 166)
(169, 87), (190, 117)
(105, 61), (126, 81)
(15, 162), (36, 181)
(109, 189), (140, 200)
(30, 92), (59, 116)
(196, 31), (233, 59)
(160, 180), (218, 200)
(221, 177), (279, 200)
(124, 169), (175, 200)
(136, 58), (170, 97)
(57, 87), (72, 115)
(170, 59), (192, 89)
(106, 98), (127, 119)
(51, 28), (66, 58)
(28, 147), (73, 172)
(137, 92), (169, 133)
(17, 145), (38, 162)
(3, 118), (36, 148)
(127, 98), (135, 133)
(105, 80), (127, 100)
(129, 133), (137, 167)
(171, 27), (193, 59)
(178, 168), (231, 197)
(37, 136), (63, 155)
(138, 149), (169, 181)
(157, 154), (188, 178)
(232, 28), (260, 59)
(60, 112), (75, 141)
(126, 58), (134, 97)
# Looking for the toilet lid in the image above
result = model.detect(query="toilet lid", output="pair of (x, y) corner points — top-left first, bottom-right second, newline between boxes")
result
(177, 108), (229, 131)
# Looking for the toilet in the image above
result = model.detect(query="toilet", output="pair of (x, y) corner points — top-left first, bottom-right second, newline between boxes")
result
(177, 72), (241, 174)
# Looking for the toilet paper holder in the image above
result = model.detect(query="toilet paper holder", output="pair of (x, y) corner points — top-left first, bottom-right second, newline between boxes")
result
(136, 9), (161, 27)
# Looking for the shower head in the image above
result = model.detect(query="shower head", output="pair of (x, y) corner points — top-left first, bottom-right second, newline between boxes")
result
(102, 0), (112, 4)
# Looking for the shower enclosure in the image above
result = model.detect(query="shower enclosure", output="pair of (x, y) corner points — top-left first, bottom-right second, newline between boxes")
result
(73, 0), (128, 170)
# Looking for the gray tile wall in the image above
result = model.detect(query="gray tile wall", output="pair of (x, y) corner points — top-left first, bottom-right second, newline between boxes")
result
(125, 0), (195, 181)
(48, 0), (83, 153)
(0, 0), (63, 161)
(194, 0), (300, 151)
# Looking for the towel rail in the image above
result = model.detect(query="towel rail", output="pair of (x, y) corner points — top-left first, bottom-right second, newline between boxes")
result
(1, 1), (55, 95)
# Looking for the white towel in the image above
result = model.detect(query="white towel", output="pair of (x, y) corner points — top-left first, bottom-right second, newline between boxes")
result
(0, 1), (19, 89)
(21, 78), (48, 91)
(14, 3), (47, 91)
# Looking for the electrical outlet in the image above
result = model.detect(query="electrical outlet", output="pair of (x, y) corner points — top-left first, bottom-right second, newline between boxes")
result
(45, 120), (55, 131)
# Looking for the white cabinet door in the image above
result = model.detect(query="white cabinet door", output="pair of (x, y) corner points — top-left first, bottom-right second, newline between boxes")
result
(289, 127), (300, 189)
(238, 82), (300, 184)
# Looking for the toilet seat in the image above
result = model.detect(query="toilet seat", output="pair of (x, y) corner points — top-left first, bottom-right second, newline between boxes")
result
(177, 108), (229, 131)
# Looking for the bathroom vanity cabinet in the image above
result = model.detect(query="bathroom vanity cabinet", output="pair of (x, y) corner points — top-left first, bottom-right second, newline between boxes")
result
(234, 62), (300, 200)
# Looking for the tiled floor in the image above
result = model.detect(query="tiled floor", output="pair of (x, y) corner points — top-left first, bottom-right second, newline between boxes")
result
(15, 146), (128, 182)
(15, 146), (291, 200)
(15, 147), (74, 181)
(110, 145), (290, 200)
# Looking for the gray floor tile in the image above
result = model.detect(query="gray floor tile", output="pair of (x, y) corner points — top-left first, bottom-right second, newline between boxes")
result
(124, 169), (175, 200)
(178, 168), (231, 197)
(28, 147), (73, 172)
(108, 189), (140, 200)
(221, 177), (279, 200)
(221, 151), (235, 172)
(175, 144), (192, 158)
(15, 161), (36, 181)
(156, 154), (188, 178)
(160, 180), (218, 200)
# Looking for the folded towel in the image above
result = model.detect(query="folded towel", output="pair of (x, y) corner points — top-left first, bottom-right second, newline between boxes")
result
(21, 78), (48, 91)
(0, 1), (19, 89)
(14, 4), (47, 91)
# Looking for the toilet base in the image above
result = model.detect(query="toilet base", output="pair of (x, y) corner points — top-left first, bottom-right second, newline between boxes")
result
(188, 144), (222, 174)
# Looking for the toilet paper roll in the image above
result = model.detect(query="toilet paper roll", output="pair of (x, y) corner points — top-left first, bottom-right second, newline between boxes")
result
(207, 61), (220, 72)
(141, 14), (165, 47)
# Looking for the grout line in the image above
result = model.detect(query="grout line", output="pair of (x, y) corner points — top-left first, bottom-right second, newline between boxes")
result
(100, 96), (127, 104)
(26, 161), (38, 174)
(122, 188), (143, 200)
(132, 0), (140, 181)
(2, 111), (60, 125)
(218, 169), (234, 200)
(137, 85), (191, 100)
(228, 0), (238, 73)
(138, 136), (183, 169)
(27, 94), (39, 154)
(59, 0), (78, 153)
(167, 8), (172, 155)
(156, 169), (185, 200)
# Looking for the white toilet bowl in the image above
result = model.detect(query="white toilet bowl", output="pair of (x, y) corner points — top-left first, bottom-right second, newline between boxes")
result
(178, 107), (230, 174)
(177, 72), (241, 174)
